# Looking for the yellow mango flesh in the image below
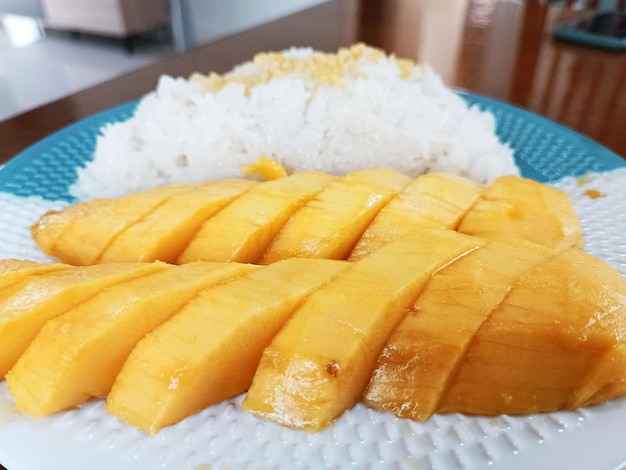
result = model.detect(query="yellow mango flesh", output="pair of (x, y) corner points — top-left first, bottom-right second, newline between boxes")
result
(0, 262), (167, 378)
(99, 180), (256, 263)
(31, 183), (196, 265)
(0, 259), (70, 291)
(30, 206), (87, 258)
(259, 168), (412, 264)
(105, 258), (348, 434)
(363, 237), (555, 420)
(438, 248), (626, 416)
(178, 171), (337, 264)
(243, 228), (485, 432)
(458, 175), (583, 251)
(6, 262), (257, 417)
(349, 172), (484, 260)
(240, 156), (288, 181)
(572, 345), (626, 408)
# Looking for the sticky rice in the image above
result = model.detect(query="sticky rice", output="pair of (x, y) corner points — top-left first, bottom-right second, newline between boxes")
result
(70, 44), (518, 200)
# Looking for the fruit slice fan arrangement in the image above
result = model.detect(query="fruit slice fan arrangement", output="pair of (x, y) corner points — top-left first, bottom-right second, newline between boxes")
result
(2, 168), (625, 435)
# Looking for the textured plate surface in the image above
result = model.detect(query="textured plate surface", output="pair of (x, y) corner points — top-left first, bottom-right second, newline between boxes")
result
(0, 95), (626, 470)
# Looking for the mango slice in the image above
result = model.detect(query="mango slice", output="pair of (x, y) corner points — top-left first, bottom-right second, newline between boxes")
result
(106, 258), (348, 434)
(438, 248), (626, 416)
(31, 171), (584, 269)
(363, 237), (555, 419)
(243, 228), (485, 432)
(31, 183), (197, 265)
(0, 262), (168, 378)
(259, 168), (412, 264)
(178, 171), (337, 263)
(457, 175), (583, 251)
(349, 172), (484, 260)
(99, 180), (256, 263)
(6, 262), (258, 417)
(240, 156), (288, 181)
(0, 259), (70, 291)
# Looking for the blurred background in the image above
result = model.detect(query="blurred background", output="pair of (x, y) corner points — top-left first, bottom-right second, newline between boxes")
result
(0, 0), (624, 157)
(0, 0), (330, 121)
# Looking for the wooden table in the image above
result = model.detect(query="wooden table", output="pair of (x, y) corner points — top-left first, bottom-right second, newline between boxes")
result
(0, 0), (624, 166)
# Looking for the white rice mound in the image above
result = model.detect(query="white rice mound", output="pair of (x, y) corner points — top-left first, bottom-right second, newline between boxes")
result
(70, 44), (519, 200)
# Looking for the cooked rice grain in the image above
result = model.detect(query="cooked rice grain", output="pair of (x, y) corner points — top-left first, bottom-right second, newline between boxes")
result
(70, 44), (518, 200)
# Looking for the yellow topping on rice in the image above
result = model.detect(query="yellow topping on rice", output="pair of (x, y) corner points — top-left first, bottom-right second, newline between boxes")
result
(191, 43), (419, 93)
(240, 157), (288, 181)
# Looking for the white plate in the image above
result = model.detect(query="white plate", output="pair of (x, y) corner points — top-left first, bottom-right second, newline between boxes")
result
(1, 96), (626, 469)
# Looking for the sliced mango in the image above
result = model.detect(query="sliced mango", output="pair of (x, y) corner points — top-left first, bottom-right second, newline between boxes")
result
(349, 172), (484, 260)
(458, 175), (583, 251)
(31, 183), (197, 265)
(0, 259), (70, 291)
(438, 248), (626, 416)
(0, 262), (168, 378)
(6, 262), (257, 417)
(106, 258), (348, 434)
(363, 237), (555, 420)
(243, 228), (485, 432)
(178, 171), (337, 264)
(30, 208), (72, 257)
(240, 157), (288, 181)
(259, 168), (412, 264)
(99, 180), (256, 263)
